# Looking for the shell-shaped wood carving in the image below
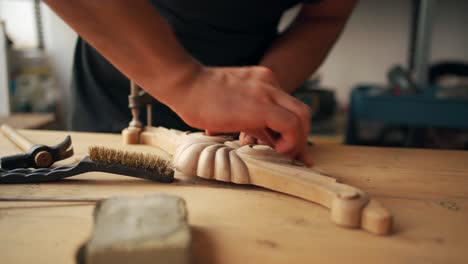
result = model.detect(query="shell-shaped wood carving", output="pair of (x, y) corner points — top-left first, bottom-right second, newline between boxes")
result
(173, 138), (298, 184)
(174, 140), (249, 184)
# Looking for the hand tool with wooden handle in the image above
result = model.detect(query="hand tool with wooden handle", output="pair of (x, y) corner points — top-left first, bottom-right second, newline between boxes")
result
(0, 124), (73, 169)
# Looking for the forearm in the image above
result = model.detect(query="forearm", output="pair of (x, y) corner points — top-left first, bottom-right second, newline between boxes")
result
(44, 0), (199, 105)
(44, 0), (314, 158)
(260, 1), (357, 93)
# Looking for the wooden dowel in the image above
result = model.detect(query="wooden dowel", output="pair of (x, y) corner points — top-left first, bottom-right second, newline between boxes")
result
(1, 124), (35, 151)
(147, 104), (153, 126)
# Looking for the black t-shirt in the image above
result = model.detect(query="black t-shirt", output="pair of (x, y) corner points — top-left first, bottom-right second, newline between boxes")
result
(69, 0), (318, 132)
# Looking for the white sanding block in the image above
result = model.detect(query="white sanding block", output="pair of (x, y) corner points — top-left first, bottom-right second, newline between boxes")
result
(84, 194), (190, 264)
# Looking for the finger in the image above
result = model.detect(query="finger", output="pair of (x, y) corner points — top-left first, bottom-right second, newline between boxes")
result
(297, 145), (314, 167)
(239, 132), (257, 145)
(264, 105), (304, 157)
(206, 130), (239, 138)
(270, 90), (311, 137)
(256, 129), (276, 147)
(205, 130), (218, 136)
(242, 129), (275, 147)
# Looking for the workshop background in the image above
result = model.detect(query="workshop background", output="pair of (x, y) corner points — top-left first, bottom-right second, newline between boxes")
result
(1, 0), (467, 148)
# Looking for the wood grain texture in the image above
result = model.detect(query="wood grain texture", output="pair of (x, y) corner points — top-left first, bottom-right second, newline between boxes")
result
(1, 130), (468, 263)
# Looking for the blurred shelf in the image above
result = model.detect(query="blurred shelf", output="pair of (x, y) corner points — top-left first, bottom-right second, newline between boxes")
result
(0, 113), (55, 129)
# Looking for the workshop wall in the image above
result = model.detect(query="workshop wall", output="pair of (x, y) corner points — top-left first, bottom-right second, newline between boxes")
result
(42, 4), (77, 113)
(0, 1), (37, 48)
(36, 0), (468, 111)
(316, 0), (468, 105)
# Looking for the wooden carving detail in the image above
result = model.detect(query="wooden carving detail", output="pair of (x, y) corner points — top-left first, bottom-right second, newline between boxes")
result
(174, 139), (306, 184)
(124, 126), (393, 235)
(174, 140), (250, 184)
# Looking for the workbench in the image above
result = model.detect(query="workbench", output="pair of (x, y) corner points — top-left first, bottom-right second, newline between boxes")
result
(0, 130), (467, 263)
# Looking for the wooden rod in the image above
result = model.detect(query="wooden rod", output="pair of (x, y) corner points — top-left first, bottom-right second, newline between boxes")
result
(129, 80), (142, 128)
(147, 104), (153, 126)
(0, 124), (35, 151)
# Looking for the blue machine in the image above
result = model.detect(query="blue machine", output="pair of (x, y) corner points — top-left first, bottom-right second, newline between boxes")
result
(346, 84), (468, 146)
(345, 0), (468, 149)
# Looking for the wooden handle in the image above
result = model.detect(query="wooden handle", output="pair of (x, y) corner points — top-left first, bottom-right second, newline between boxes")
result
(1, 124), (35, 151)
(240, 155), (392, 235)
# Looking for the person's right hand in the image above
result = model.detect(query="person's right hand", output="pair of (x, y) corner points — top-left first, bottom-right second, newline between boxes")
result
(161, 65), (312, 160)
(238, 130), (314, 166)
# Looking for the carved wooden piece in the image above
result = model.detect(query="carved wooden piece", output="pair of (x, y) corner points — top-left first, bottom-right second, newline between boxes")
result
(122, 127), (142, 145)
(133, 127), (392, 235)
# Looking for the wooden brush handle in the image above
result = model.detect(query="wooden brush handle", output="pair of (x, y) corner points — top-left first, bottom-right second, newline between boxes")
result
(1, 124), (35, 151)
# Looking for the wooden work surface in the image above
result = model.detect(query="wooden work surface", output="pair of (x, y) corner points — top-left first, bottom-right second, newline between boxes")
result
(0, 113), (55, 129)
(0, 130), (467, 263)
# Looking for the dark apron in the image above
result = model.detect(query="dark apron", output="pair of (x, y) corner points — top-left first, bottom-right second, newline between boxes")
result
(68, 0), (317, 132)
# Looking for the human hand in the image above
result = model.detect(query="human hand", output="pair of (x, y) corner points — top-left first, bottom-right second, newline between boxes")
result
(239, 130), (314, 166)
(164, 65), (311, 158)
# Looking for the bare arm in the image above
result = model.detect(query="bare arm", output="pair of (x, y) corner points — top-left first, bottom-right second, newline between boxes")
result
(44, 0), (198, 104)
(260, 0), (357, 93)
(44, 0), (312, 160)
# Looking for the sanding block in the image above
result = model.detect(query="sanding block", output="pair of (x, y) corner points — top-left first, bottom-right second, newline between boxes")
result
(79, 194), (191, 264)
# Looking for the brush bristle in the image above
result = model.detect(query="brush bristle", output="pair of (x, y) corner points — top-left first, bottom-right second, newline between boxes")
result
(88, 146), (174, 180)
